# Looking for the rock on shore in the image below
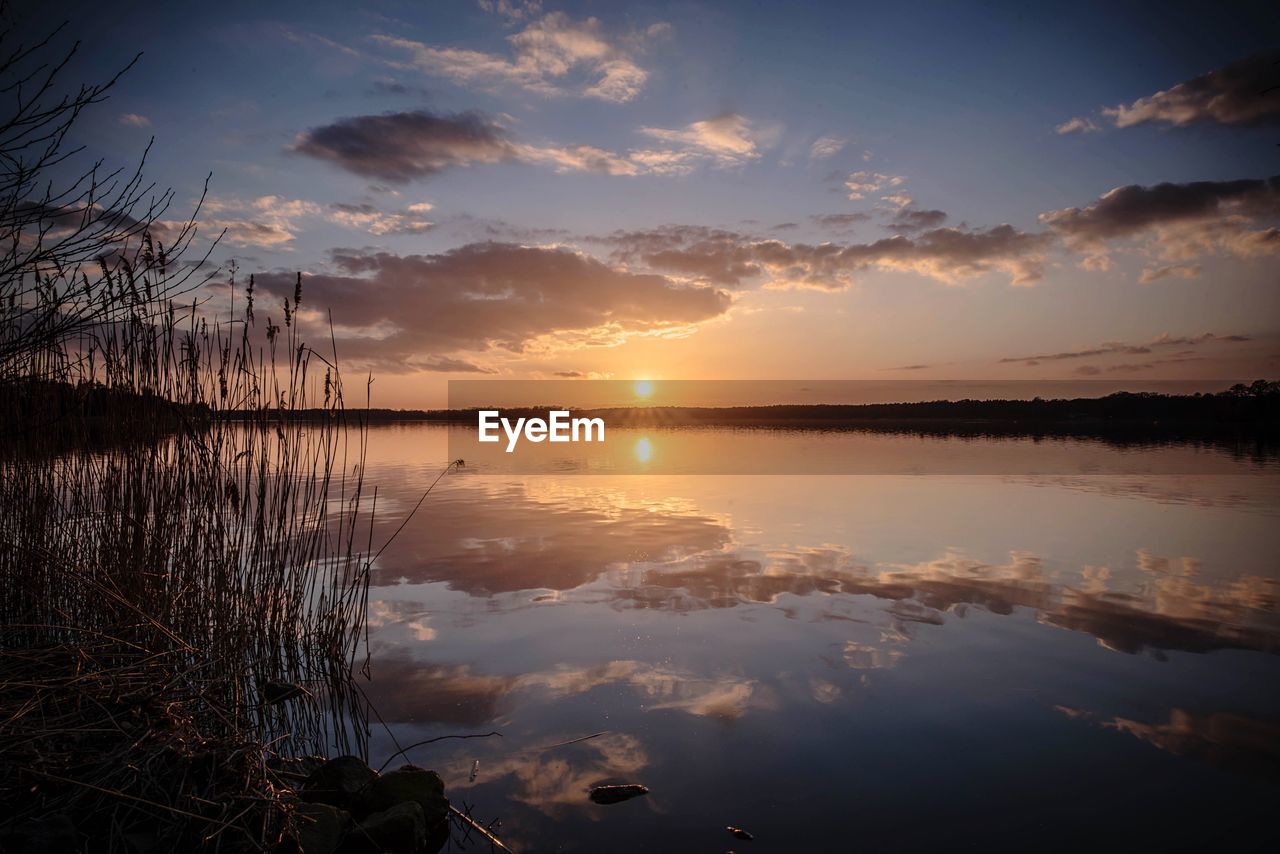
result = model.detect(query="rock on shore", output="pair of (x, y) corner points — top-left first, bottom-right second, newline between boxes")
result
(291, 757), (449, 854)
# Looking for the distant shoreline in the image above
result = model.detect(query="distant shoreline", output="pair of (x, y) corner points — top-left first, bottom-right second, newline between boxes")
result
(9, 379), (1275, 437)
(214, 386), (1280, 435)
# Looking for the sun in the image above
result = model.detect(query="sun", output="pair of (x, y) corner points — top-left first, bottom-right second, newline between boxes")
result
(633, 379), (654, 399)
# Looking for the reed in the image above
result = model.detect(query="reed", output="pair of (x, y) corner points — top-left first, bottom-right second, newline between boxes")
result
(0, 15), (377, 850)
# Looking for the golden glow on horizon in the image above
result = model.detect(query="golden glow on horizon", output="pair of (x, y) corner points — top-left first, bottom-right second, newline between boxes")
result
(634, 437), (653, 463)
(634, 379), (654, 399)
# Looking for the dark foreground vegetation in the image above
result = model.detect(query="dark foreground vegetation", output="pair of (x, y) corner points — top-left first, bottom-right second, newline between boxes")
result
(0, 11), (505, 853)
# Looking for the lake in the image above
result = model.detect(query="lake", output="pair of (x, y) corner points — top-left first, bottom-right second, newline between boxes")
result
(355, 424), (1280, 852)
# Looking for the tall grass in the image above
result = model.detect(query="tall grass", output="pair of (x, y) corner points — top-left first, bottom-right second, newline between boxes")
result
(0, 241), (376, 848)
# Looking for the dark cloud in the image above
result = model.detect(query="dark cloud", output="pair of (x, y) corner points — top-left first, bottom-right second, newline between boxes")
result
(366, 76), (433, 98)
(438, 214), (571, 242)
(1000, 332), (1250, 365)
(883, 208), (947, 234)
(419, 357), (495, 373)
(291, 110), (515, 182)
(835, 224), (1051, 286)
(254, 242), (730, 371)
(1102, 49), (1280, 128)
(811, 212), (872, 229)
(599, 225), (771, 287)
(1040, 176), (1280, 275)
(1103, 709), (1280, 782)
(552, 370), (584, 377)
(1041, 176), (1280, 247)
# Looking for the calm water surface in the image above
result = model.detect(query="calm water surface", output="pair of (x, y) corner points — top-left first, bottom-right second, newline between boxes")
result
(355, 425), (1280, 852)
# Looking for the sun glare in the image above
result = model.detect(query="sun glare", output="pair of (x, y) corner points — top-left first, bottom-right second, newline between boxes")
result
(633, 379), (654, 399)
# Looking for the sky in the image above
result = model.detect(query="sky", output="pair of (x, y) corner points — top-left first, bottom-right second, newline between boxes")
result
(31, 0), (1280, 406)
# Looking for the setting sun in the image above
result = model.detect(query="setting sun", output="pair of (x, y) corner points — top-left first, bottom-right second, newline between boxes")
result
(634, 380), (654, 399)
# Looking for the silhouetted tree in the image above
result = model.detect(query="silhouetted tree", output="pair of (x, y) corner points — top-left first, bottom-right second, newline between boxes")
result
(0, 2), (216, 380)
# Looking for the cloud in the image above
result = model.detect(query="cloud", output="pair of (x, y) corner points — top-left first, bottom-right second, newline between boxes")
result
(627, 540), (1280, 656)
(639, 113), (762, 167)
(252, 243), (731, 371)
(437, 214), (570, 243)
(811, 212), (872, 229)
(291, 110), (516, 182)
(367, 476), (731, 593)
(327, 203), (435, 235)
(293, 109), (762, 181)
(513, 142), (641, 175)
(370, 11), (665, 103)
(601, 225), (770, 287)
(191, 195), (439, 244)
(206, 221), (296, 248)
(367, 76), (432, 98)
(857, 224), (1049, 285)
(1138, 263), (1201, 283)
(187, 195), (322, 248)
(1102, 49), (1280, 128)
(844, 170), (905, 200)
(118, 113), (151, 128)
(279, 27), (363, 60)
(418, 356), (496, 373)
(600, 221), (1052, 289)
(1106, 708), (1280, 781)
(622, 147), (702, 176)
(999, 331), (1249, 364)
(884, 207), (947, 233)
(450, 731), (651, 817)
(1055, 116), (1099, 135)
(476, 0), (542, 24)
(1039, 176), (1280, 268)
(513, 660), (756, 721)
(527, 112), (775, 176)
(809, 135), (848, 160)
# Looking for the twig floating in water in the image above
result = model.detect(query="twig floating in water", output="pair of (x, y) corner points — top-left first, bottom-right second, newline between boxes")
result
(450, 803), (515, 853)
(530, 730), (608, 752)
(376, 730), (503, 773)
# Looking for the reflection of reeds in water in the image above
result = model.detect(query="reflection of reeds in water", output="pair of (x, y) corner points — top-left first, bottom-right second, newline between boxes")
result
(0, 251), (374, 847)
